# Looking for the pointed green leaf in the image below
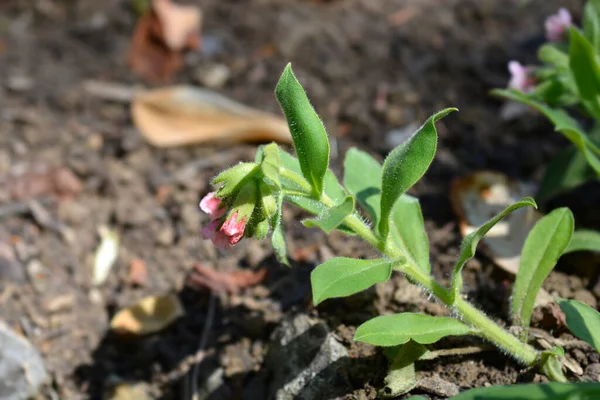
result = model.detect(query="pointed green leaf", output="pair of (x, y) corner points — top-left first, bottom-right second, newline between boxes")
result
(558, 298), (600, 352)
(450, 198), (537, 302)
(379, 108), (457, 238)
(311, 258), (392, 305)
(275, 64), (329, 197)
(451, 383), (600, 400)
(569, 27), (600, 119)
(343, 148), (383, 225)
(492, 89), (600, 174)
(212, 162), (259, 197)
(354, 313), (472, 346)
(564, 229), (600, 254)
(537, 146), (596, 202)
(390, 195), (430, 273)
(584, 0), (600, 50)
(303, 196), (354, 234)
(260, 143), (281, 187)
(511, 208), (574, 340)
(539, 43), (569, 69)
(271, 193), (289, 266)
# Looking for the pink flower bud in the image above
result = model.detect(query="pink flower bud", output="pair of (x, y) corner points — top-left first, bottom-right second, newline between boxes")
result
(508, 61), (536, 92)
(199, 192), (226, 220)
(220, 211), (246, 245)
(545, 8), (572, 42)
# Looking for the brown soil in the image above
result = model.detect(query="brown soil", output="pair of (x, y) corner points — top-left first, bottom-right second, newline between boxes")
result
(1, 0), (599, 399)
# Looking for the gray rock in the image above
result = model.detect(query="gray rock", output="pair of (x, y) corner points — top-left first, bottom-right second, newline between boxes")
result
(266, 314), (349, 400)
(0, 321), (47, 400)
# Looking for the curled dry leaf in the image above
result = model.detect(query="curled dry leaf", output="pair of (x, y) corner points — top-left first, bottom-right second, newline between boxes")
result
(128, 0), (201, 82)
(131, 86), (292, 146)
(110, 294), (184, 335)
(187, 263), (267, 294)
(451, 171), (540, 275)
(3, 167), (82, 201)
(93, 226), (120, 286)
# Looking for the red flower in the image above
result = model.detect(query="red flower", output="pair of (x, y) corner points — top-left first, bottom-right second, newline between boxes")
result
(220, 212), (246, 245)
(199, 192), (226, 220)
(200, 212), (246, 249)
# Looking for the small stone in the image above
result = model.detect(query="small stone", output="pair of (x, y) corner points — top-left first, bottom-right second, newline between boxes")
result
(384, 105), (405, 126)
(156, 225), (175, 246)
(573, 289), (597, 308)
(26, 260), (49, 293)
(266, 314), (349, 400)
(89, 288), (104, 305)
(0, 321), (47, 399)
(6, 74), (34, 92)
(195, 63), (230, 89)
(416, 376), (459, 397)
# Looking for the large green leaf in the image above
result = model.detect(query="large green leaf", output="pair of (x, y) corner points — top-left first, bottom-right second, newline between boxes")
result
(511, 208), (574, 340)
(450, 382), (600, 400)
(343, 147), (383, 225)
(311, 257), (392, 305)
(275, 64), (329, 197)
(558, 298), (600, 352)
(354, 313), (472, 346)
(492, 89), (600, 174)
(390, 195), (430, 273)
(564, 229), (600, 254)
(584, 0), (600, 50)
(379, 108), (457, 238)
(569, 27), (600, 119)
(450, 198), (537, 302)
(303, 196), (354, 234)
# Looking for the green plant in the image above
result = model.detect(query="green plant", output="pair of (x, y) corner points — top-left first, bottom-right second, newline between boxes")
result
(198, 63), (600, 396)
(493, 3), (600, 202)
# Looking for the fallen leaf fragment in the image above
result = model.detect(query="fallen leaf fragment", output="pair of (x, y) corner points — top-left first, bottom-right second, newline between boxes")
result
(93, 226), (120, 286)
(188, 264), (267, 294)
(110, 294), (184, 335)
(128, 258), (148, 287)
(450, 171), (540, 275)
(128, 0), (201, 82)
(131, 86), (292, 146)
(4, 167), (82, 201)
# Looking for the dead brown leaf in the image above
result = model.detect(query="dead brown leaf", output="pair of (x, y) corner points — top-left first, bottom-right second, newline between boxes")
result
(110, 294), (184, 335)
(187, 264), (267, 294)
(131, 86), (292, 146)
(5, 167), (82, 201)
(128, 0), (201, 83)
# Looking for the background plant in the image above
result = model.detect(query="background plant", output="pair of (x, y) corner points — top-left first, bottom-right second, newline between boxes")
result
(200, 63), (600, 396)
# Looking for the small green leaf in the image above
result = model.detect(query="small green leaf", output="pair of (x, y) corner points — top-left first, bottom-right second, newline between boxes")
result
(379, 108), (457, 238)
(354, 313), (472, 346)
(540, 347), (568, 383)
(212, 162), (259, 197)
(259, 181), (277, 218)
(539, 43), (569, 69)
(511, 208), (574, 340)
(558, 298), (600, 352)
(271, 193), (289, 266)
(570, 27), (600, 119)
(303, 196), (354, 234)
(311, 258), (392, 305)
(537, 146), (596, 202)
(390, 195), (430, 273)
(492, 89), (600, 175)
(584, 0), (600, 50)
(275, 64), (329, 197)
(450, 382), (600, 400)
(380, 341), (427, 398)
(343, 148), (383, 225)
(450, 198), (537, 302)
(564, 229), (600, 254)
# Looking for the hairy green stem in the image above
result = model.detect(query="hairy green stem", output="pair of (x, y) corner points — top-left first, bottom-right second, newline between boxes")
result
(281, 167), (540, 369)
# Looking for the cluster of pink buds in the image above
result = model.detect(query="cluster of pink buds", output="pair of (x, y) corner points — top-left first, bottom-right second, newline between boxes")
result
(200, 192), (246, 249)
(545, 8), (572, 42)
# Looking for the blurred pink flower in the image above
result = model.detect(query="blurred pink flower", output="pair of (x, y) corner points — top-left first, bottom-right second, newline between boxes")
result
(545, 8), (572, 42)
(508, 61), (536, 92)
(200, 192), (225, 220)
(201, 220), (230, 249)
